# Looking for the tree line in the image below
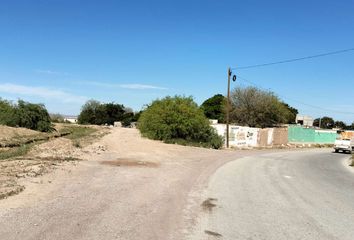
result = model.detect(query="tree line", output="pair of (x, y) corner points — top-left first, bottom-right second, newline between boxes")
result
(77, 100), (140, 127)
(200, 87), (354, 130)
(1, 87), (353, 149)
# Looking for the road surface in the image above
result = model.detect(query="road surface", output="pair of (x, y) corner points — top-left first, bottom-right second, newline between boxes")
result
(0, 129), (352, 240)
(0, 128), (262, 240)
(190, 150), (354, 240)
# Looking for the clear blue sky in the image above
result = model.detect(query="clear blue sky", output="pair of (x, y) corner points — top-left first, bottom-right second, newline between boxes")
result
(1, 0), (353, 123)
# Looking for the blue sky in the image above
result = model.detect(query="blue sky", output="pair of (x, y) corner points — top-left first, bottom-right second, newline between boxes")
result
(0, 0), (353, 123)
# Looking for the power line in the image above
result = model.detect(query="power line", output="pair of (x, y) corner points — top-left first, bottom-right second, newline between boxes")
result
(236, 75), (354, 115)
(232, 47), (354, 70)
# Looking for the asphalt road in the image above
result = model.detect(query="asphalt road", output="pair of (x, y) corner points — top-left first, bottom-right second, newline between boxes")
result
(193, 149), (354, 240)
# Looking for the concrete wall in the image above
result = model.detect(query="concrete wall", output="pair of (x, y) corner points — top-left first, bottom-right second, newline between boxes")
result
(229, 126), (259, 147)
(341, 131), (354, 140)
(212, 124), (337, 147)
(273, 127), (288, 145)
(288, 125), (338, 144)
(211, 124), (259, 148)
(212, 124), (288, 148)
(258, 129), (270, 147)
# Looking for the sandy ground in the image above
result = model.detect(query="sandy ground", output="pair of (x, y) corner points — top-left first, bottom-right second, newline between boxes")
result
(0, 127), (276, 240)
(0, 125), (108, 200)
(0, 125), (42, 139)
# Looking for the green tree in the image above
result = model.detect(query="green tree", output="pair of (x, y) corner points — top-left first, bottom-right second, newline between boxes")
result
(0, 99), (52, 132)
(103, 102), (126, 125)
(230, 87), (293, 128)
(78, 100), (101, 124)
(334, 121), (347, 129)
(15, 100), (52, 132)
(138, 96), (223, 149)
(349, 122), (354, 130)
(0, 98), (16, 126)
(281, 102), (298, 124)
(78, 100), (127, 125)
(200, 94), (226, 123)
(313, 117), (335, 129)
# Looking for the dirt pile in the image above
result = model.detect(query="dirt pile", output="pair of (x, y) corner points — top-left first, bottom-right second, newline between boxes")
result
(0, 125), (110, 200)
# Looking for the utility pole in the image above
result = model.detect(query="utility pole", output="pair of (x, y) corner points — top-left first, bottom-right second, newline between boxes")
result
(319, 117), (322, 129)
(226, 67), (231, 148)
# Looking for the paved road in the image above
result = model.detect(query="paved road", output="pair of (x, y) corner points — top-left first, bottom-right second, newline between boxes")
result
(192, 149), (354, 240)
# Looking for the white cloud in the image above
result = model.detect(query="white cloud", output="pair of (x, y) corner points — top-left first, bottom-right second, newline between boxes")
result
(0, 83), (87, 104)
(119, 84), (168, 90)
(35, 69), (71, 76)
(80, 81), (168, 90)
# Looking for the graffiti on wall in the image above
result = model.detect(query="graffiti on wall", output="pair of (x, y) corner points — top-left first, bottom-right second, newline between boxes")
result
(229, 126), (259, 147)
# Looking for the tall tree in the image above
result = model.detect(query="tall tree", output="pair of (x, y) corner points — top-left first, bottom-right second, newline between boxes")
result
(78, 100), (128, 125)
(334, 121), (347, 129)
(313, 117), (335, 129)
(281, 102), (298, 124)
(200, 94), (226, 123)
(229, 86), (293, 128)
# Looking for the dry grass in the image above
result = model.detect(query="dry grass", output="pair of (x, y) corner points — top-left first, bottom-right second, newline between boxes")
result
(0, 143), (35, 160)
(0, 124), (71, 148)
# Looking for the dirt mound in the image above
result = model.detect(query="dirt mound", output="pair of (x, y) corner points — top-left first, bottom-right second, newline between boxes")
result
(0, 125), (45, 144)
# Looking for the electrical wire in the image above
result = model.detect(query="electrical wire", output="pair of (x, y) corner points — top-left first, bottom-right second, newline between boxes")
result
(232, 48), (354, 70)
(236, 75), (354, 115)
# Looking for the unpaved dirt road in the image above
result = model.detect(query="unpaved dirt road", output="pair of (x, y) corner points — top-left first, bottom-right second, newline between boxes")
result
(1, 128), (349, 240)
(0, 128), (264, 240)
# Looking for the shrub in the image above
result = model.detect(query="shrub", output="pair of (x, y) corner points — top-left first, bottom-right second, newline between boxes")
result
(0, 98), (16, 126)
(15, 100), (53, 132)
(138, 96), (223, 149)
(0, 99), (52, 132)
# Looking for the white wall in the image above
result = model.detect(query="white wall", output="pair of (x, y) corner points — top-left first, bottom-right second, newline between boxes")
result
(211, 124), (260, 148)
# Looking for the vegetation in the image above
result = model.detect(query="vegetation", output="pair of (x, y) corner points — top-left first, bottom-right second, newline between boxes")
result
(0, 98), (52, 132)
(61, 125), (97, 140)
(0, 144), (34, 160)
(334, 121), (347, 129)
(229, 87), (295, 128)
(50, 113), (65, 123)
(138, 96), (223, 149)
(313, 117), (334, 129)
(0, 124), (100, 160)
(78, 99), (137, 126)
(200, 94), (226, 123)
(60, 124), (98, 148)
(281, 102), (298, 124)
(313, 117), (353, 130)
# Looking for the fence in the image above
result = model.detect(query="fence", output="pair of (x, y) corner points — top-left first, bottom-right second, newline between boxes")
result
(211, 123), (341, 148)
(288, 125), (338, 144)
(211, 124), (287, 148)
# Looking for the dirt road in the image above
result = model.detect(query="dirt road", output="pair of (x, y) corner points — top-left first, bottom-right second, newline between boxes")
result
(0, 127), (268, 240)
